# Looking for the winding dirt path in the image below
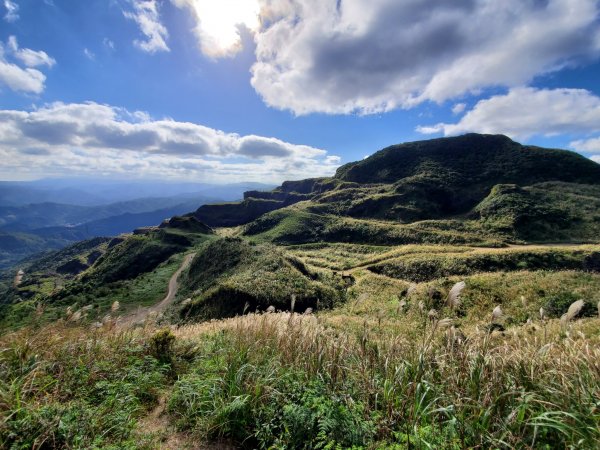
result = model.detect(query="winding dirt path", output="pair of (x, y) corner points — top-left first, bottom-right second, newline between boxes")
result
(120, 253), (195, 328)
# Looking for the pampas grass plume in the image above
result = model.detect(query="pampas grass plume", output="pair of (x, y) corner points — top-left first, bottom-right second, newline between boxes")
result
(447, 281), (466, 309)
(492, 305), (503, 322)
(565, 300), (584, 321)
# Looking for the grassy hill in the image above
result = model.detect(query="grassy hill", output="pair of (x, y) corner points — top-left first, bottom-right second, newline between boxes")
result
(232, 135), (600, 245)
(178, 237), (343, 320)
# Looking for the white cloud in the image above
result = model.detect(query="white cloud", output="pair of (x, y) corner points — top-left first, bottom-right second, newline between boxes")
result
(590, 155), (600, 163)
(83, 48), (95, 60)
(244, 0), (600, 115)
(416, 87), (600, 140)
(571, 137), (600, 153)
(103, 38), (115, 50)
(124, 0), (169, 53)
(172, 0), (260, 58)
(452, 103), (466, 115)
(0, 102), (341, 182)
(0, 36), (54, 94)
(3, 0), (18, 22)
(7, 36), (56, 68)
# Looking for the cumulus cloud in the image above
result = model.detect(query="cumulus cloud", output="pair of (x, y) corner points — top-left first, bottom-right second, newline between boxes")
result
(244, 0), (600, 115)
(0, 36), (55, 94)
(571, 137), (600, 153)
(0, 102), (341, 182)
(590, 155), (600, 163)
(172, 0), (260, 58)
(416, 87), (600, 140)
(124, 0), (169, 53)
(3, 0), (18, 22)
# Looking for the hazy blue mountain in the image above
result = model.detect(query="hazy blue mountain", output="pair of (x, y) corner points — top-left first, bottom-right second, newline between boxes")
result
(0, 197), (218, 231)
(0, 179), (274, 207)
(0, 179), (275, 269)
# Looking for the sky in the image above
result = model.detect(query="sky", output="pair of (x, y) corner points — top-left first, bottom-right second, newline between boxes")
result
(1, 0), (600, 183)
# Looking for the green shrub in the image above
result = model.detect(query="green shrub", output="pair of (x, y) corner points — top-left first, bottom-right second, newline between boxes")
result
(149, 328), (176, 364)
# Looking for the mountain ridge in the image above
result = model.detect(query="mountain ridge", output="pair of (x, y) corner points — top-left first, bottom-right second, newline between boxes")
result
(193, 134), (600, 245)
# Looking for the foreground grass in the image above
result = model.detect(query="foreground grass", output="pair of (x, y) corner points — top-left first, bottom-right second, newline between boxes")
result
(2, 309), (599, 449)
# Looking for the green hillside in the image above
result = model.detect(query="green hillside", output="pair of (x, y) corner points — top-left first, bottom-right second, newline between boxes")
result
(227, 135), (600, 245)
(179, 237), (343, 320)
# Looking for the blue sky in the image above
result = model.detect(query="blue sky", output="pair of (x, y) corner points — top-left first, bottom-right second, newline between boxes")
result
(1, 0), (600, 183)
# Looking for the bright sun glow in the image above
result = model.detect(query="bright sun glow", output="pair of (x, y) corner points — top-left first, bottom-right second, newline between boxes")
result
(190, 0), (261, 57)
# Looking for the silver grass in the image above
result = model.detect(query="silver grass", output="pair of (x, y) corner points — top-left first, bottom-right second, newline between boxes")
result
(111, 301), (120, 312)
(446, 326), (465, 344)
(539, 307), (546, 321)
(406, 283), (417, 297)
(447, 281), (466, 309)
(242, 301), (250, 314)
(492, 305), (503, 321)
(418, 300), (425, 312)
(438, 318), (453, 328)
(598, 301), (600, 319)
(397, 299), (407, 315)
(291, 294), (296, 313)
(565, 299), (585, 321)
(304, 307), (313, 315)
(428, 309), (438, 321)
(266, 305), (276, 313)
(537, 343), (552, 357)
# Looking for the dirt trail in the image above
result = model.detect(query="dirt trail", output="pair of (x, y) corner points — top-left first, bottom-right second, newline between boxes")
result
(474, 243), (595, 252)
(120, 253), (195, 328)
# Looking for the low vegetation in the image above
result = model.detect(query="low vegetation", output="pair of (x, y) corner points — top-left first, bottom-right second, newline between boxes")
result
(368, 246), (600, 282)
(2, 296), (599, 448)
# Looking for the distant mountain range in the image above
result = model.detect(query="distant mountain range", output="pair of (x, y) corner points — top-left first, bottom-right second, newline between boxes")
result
(0, 180), (274, 269)
(0, 179), (273, 207)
